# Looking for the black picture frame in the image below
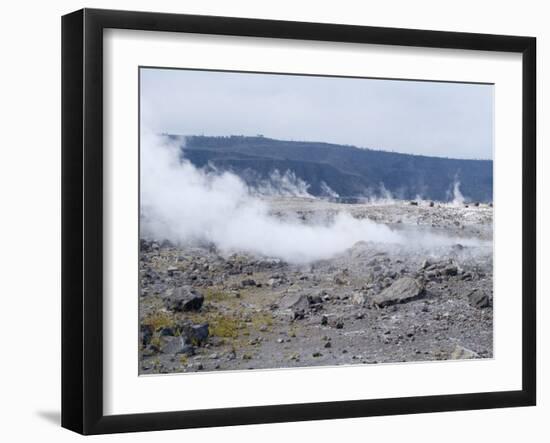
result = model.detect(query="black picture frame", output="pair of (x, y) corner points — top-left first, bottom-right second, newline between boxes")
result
(61, 8), (536, 435)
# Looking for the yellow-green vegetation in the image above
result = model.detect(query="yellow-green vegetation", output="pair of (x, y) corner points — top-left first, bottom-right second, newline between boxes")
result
(209, 315), (243, 339)
(187, 309), (274, 342)
(141, 310), (176, 331)
(204, 288), (229, 302)
(179, 355), (188, 365)
(185, 310), (244, 340)
(150, 335), (161, 348)
(250, 312), (273, 330)
(141, 284), (275, 355)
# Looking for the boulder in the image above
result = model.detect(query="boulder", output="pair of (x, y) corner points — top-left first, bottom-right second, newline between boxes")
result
(140, 324), (153, 346)
(160, 336), (194, 355)
(468, 290), (492, 309)
(277, 292), (309, 321)
(164, 287), (204, 312)
(307, 294), (323, 305)
(372, 277), (425, 307)
(166, 267), (179, 277)
(442, 265), (458, 276)
(279, 292), (309, 311)
(184, 323), (210, 346)
(159, 327), (175, 337)
(140, 239), (152, 252)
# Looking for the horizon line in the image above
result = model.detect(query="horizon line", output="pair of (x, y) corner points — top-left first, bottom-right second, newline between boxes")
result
(160, 133), (494, 162)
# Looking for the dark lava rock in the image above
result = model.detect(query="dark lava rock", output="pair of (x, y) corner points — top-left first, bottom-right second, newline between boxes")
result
(159, 327), (175, 337)
(140, 324), (153, 346)
(307, 294), (323, 305)
(184, 323), (210, 345)
(140, 239), (152, 252)
(372, 277), (425, 308)
(167, 267), (179, 277)
(241, 278), (257, 287)
(468, 290), (492, 308)
(425, 270), (440, 281)
(165, 287), (204, 312)
(442, 265), (459, 276)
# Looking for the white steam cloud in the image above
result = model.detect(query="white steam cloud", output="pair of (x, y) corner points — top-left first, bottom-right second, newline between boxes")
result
(140, 134), (406, 263)
(141, 134), (487, 263)
(252, 170), (311, 197)
(450, 176), (466, 205)
(320, 181), (340, 198)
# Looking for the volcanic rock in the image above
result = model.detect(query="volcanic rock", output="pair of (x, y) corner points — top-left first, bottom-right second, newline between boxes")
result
(372, 277), (425, 307)
(179, 322), (210, 345)
(468, 290), (492, 308)
(140, 324), (153, 346)
(164, 287), (204, 312)
(160, 336), (194, 355)
(279, 292), (310, 311)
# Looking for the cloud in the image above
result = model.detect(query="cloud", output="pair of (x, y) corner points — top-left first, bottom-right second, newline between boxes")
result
(140, 68), (494, 160)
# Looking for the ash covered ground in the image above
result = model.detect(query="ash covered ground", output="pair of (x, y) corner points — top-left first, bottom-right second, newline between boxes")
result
(139, 198), (493, 374)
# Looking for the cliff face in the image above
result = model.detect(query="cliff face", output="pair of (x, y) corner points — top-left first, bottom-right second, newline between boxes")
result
(169, 135), (493, 202)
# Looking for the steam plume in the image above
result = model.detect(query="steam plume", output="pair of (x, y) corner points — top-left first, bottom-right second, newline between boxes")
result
(140, 134), (485, 263)
(448, 174), (467, 205)
(140, 134), (406, 263)
(252, 170), (311, 197)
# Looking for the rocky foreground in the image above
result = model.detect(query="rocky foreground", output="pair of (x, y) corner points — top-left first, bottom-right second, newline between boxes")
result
(139, 199), (493, 374)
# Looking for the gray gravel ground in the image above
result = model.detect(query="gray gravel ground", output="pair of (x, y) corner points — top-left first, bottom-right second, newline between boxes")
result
(139, 199), (493, 374)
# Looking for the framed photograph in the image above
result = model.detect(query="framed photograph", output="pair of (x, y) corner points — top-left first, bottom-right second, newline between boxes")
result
(61, 8), (536, 434)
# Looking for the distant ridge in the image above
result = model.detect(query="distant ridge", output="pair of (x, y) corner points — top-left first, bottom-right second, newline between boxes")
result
(167, 135), (493, 202)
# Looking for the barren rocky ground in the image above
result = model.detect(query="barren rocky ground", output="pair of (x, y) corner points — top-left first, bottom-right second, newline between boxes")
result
(139, 198), (493, 374)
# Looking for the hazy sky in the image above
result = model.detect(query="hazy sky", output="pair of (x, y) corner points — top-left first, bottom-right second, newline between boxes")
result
(140, 68), (494, 160)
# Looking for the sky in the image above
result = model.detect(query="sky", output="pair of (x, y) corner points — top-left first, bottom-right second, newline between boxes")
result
(140, 68), (494, 160)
